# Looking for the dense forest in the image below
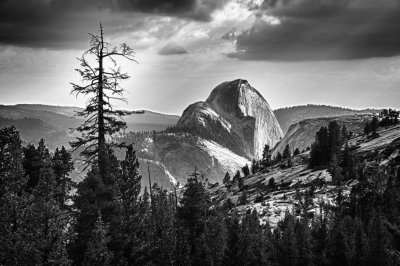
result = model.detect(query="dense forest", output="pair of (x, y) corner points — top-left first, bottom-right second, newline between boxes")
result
(1, 122), (400, 265)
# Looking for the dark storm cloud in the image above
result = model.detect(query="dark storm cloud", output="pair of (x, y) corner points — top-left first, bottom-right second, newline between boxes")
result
(0, 0), (227, 49)
(231, 0), (400, 61)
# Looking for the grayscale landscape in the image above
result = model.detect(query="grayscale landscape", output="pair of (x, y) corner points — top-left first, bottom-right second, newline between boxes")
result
(1, 1), (400, 265)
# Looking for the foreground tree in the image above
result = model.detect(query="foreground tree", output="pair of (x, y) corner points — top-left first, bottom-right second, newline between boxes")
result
(70, 22), (137, 173)
(83, 213), (113, 266)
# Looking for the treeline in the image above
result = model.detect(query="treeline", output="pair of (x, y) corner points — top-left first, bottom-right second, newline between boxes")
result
(247, 144), (301, 176)
(364, 109), (399, 136)
(0, 126), (74, 265)
(3, 125), (400, 265)
(308, 121), (354, 183)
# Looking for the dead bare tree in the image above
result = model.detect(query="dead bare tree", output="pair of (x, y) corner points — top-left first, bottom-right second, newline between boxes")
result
(70, 22), (139, 171)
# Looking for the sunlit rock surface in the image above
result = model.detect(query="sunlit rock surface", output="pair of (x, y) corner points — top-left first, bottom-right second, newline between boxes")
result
(178, 79), (283, 159)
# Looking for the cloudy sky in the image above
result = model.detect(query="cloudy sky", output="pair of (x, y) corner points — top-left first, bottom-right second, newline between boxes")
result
(1, 0), (400, 115)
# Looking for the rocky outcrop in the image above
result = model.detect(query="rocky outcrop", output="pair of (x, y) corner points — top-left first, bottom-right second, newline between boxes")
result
(138, 159), (178, 190)
(177, 79), (283, 159)
(272, 114), (371, 157)
(120, 79), (283, 185)
(132, 132), (250, 184)
(155, 135), (250, 184)
(208, 122), (400, 227)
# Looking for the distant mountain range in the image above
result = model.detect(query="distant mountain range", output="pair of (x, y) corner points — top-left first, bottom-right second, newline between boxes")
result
(0, 88), (381, 188)
(0, 104), (179, 150)
(0, 103), (378, 149)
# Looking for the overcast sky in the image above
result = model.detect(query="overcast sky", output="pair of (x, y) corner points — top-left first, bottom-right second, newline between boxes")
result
(1, 0), (400, 115)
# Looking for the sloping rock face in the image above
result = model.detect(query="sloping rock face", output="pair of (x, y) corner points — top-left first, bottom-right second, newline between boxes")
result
(177, 79), (283, 159)
(153, 134), (250, 184)
(123, 131), (250, 185)
(138, 159), (178, 191)
(209, 123), (400, 227)
(272, 114), (371, 157)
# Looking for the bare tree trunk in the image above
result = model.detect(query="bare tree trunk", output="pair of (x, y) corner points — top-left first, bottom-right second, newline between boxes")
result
(98, 23), (106, 175)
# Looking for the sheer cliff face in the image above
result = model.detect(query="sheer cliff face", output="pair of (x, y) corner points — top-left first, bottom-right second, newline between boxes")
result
(130, 79), (283, 185)
(178, 79), (283, 159)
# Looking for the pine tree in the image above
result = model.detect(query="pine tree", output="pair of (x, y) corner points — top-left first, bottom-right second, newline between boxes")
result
(341, 142), (354, 180)
(370, 116), (379, 133)
(251, 159), (260, 174)
(26, 167), (72, 265)
(331, 222), (351, 266)
(83, 213), (113, 266)
(239, 189), (248, 205)
(341, 125), (349, 141)
(224, 214), (243, 266)
(241, 210), (270, 265)
(238, 175), (244, 191)
(71, 149), (122, 265)
(328, 121), (342, 156)
(233, 170), (241, 183)
(23, 139), (52, 191)
(205, 209), (227, 266)
(177, 171), (212, 265)
(278, 211), (298, 266)
(52, 146), (74, 209)
(242, 164), (250, 176)
(150, 185), (178, 265)
(367, 212), (391, 266)
(268, 178), (276, 190)
(69, 23), (137, 176)
(296, 218), (313, 266)
(0, 127), (29, 265)
(1, 129), (73, 265)
(353, 218), (368, 266)
(117, 147), (143, 264)
(330, 152), (343, 185)
(262, 145), (272, 168)
(275, 151), (283, 163)
(283, 144), (291, 160)
(364, 122), (371, 135)
(309, 126), (329, 168)
(223, 171), (231, 185)
(312, 217), (329, 266)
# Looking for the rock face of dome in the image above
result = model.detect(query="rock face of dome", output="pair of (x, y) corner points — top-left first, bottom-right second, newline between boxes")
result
(177, 79), (283, 159)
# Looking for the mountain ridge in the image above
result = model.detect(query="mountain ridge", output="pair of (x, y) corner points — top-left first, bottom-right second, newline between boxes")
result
(274, 104), (377, 133)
